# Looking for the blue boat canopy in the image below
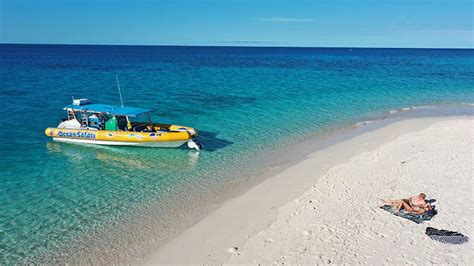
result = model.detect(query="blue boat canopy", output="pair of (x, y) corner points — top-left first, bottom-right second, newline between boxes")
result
(63, 104), (153, 117)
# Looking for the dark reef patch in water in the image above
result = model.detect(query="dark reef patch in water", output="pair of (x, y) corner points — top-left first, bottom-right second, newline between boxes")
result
(0, 88), (32, 97)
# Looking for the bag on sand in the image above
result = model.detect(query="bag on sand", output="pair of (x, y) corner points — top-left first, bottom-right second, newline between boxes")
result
(426, 227), (469, 245)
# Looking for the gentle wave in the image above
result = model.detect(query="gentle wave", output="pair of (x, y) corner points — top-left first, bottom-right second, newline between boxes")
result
(355, 104), (473, 127)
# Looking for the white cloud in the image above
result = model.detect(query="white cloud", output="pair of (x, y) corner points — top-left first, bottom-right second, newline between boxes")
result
(258, 17), (316, 23)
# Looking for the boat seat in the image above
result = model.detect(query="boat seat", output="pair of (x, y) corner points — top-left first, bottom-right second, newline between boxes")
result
(88, 124), (102, 130)
(133, 124), (147, 132)
(116, 116), (128, 131)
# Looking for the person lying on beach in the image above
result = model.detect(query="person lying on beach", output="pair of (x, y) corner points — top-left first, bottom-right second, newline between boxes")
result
(382, 193), (432, 214)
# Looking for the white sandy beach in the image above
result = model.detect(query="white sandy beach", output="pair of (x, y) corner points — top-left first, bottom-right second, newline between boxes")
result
(145, 116), (473, 264)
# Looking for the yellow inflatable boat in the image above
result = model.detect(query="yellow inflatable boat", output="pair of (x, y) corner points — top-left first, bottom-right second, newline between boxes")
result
(45, 99), (202, 150)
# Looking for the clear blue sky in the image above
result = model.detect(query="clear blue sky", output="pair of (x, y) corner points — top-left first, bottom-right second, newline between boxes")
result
(1, 0), (472, 48)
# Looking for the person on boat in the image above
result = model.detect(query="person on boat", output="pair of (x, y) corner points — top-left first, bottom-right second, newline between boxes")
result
(382, 193), (432, 214)
(67, 110), (75, 120)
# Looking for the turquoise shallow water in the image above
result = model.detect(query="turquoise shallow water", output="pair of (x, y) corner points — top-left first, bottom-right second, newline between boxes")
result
(0, 45), (473, 263)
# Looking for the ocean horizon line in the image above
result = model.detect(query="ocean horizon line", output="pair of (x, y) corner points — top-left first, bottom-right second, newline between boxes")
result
(1, 42), (473, 50)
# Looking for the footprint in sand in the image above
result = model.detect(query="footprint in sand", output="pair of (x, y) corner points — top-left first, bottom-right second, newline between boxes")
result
(302, 230), (313, 238)
(227, 247), (241, 255)
(264, 238), (274, 243)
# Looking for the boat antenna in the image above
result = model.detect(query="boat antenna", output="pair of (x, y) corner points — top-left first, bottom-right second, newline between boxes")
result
(115, 74), (124, 107)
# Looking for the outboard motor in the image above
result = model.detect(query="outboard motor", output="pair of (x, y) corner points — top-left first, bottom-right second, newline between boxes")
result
(187, 139), (202, 151)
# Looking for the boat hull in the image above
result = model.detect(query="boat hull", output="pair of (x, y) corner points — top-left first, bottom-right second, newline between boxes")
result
(52, 137), (187, 147)
(45, 127), (193, 148)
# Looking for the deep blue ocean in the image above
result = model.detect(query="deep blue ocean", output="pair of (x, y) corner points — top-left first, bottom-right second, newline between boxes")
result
(1, 45), (473, 263)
